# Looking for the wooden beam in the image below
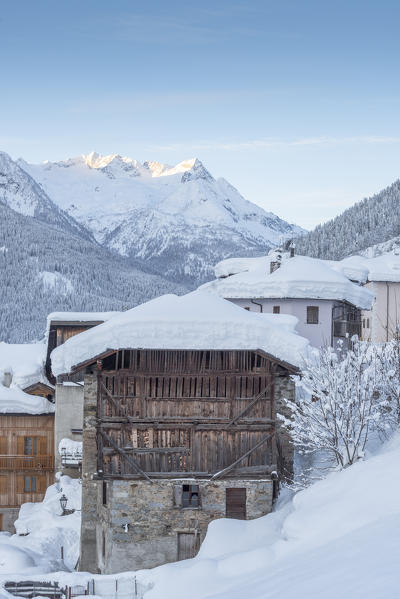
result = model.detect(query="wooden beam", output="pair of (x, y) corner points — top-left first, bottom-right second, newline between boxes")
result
(227, 380), (274, 427)
(211, 432), (274, 480)
(100, 431), (153, 483)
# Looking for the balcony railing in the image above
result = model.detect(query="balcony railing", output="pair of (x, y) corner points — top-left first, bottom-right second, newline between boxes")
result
(0, 455), (54, 470)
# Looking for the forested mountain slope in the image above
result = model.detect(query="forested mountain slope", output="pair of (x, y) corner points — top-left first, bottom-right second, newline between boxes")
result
(0, 204), (186, 342)
(296, 179), (400, 260)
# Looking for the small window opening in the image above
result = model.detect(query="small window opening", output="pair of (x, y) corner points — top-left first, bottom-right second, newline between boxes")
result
(244, 307), (250, 311)
(182, 484), (200, 508)
(307, 306), (319, 324)
(102, 530), (106, 559)
(273, 306), (280, 314)
(367, 318), (370, 328)
(362, 319), (365, 328)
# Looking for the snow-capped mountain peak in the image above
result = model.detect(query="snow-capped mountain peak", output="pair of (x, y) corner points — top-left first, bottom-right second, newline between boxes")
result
(20, 152), (304, 283)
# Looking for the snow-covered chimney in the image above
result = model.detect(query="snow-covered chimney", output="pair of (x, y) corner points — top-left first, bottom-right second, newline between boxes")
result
(2, 371), (12, 388)
(289, 242), (295, 258)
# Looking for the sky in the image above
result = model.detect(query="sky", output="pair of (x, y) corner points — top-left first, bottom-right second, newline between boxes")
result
(1, 0), (400, 229)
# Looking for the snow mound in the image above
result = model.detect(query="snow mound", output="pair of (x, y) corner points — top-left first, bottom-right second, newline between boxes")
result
(9, 475), (82, 571)
(51, 291), (310, 376)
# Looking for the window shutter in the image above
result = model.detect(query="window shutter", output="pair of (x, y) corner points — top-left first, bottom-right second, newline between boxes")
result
(38, 437), (47, 456)
(17, 437), (25, 455)
(38, 475), (47, 494)
(0, 437), (7, 454)
(16, 475), (24, 494)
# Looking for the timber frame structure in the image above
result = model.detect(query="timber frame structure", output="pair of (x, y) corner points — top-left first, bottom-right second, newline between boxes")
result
(77, 348), (296, 481)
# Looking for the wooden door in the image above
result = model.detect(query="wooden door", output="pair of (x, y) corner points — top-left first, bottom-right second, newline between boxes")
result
(226, 488), (246, 519)
(177, 533), (200, 561)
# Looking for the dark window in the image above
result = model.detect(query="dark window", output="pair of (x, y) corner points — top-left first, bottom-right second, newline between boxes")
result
(273, 306), (280, 314)
(362, 319), (365, 328)
(182, 484), (200, 508)
(307, 306), (319, 324)
(102, 531), (106, 559)
(102, 481), (107, 505)
(367, 318), (370, 328)
(244, 307), (250, 311)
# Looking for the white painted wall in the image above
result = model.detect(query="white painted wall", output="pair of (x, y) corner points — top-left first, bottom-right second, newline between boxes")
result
(361, 281), (400, 342)
(228, 298), (335, 347)
(54, 383), (84, 471)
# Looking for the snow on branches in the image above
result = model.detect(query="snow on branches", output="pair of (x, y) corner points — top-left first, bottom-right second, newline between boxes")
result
(280, 339), (387, 470)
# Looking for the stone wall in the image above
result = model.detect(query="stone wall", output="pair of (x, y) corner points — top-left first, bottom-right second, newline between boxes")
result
(79, 374), (99, 573)
(96, 477), (273, 574)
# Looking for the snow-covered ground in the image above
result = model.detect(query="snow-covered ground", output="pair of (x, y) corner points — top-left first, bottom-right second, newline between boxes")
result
(0, 475), (81, 576)
(1, 438), (399, 598)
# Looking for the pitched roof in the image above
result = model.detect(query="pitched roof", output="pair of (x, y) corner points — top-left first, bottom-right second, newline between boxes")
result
(51, 292), (310, 376)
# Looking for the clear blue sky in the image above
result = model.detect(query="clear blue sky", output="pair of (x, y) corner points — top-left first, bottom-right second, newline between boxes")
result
(1, 0), (400, 229)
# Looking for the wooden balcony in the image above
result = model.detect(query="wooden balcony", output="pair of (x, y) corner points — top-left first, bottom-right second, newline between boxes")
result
(0, 455), (54, 470)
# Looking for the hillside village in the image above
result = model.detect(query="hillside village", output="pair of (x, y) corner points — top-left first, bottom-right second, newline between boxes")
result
(0, 246), (400, 592)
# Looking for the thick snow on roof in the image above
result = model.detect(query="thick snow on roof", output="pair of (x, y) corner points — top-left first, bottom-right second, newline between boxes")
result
(0, 342), (49, 389)
(202, 255), (374, 309)
(47, 311), (121, 324)
(0, 384), (54, 414)
(0, 342), (54, 414)
(51, 292), (310, 376)
(339, 253), (400, 283)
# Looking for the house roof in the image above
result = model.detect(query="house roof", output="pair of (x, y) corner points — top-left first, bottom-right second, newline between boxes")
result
(200, 254), (374, 310)
(51, 292), (310, 376)
(333, 253), (400, 283)
(0, 342), (54, 414)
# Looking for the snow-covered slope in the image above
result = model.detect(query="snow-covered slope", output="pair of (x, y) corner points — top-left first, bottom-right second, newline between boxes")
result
(140, 435), (400, 599)
(0, 152), (92, 240)
(23, 152), (303, 283)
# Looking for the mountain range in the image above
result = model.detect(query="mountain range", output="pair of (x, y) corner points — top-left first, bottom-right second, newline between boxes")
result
(0, 150), (301, 341)
(21, 152), (302, 284)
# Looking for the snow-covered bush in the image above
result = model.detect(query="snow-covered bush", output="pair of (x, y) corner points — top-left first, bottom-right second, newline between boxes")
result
(281, 339), (386, 471)
(377, 333), (400, 429)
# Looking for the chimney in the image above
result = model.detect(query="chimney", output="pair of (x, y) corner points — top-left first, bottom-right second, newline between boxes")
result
(270, 251), (282, 274)
(2, 371), (12, 388)
(290, 242), (295, 258)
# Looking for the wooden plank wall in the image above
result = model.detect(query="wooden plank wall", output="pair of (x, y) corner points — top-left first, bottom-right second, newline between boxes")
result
(98, 350), (275, 478)
(0, 414), (54, 507)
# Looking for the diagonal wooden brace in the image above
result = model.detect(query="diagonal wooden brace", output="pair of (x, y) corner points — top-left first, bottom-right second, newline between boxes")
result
(100, 430), (153, 483)
(210, 432), (274, 480)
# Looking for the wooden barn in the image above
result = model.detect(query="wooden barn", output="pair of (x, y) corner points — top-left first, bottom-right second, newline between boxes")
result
(50, 292), (309, 574)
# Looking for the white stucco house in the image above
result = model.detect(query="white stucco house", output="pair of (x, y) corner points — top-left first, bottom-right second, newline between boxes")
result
(337, 253), (400, 342)
(200, 253), (374, 348)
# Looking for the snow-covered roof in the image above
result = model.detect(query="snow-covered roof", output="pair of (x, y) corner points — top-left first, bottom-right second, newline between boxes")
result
(202, 255), (374, 309)
(0, 342), (54, 414)
(51, 292), (310, 376)
(335, 252), (400, 283)
(47, 311), (121, 324)
(0, 342), (50, 389)
(0, 384), (55, 414)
